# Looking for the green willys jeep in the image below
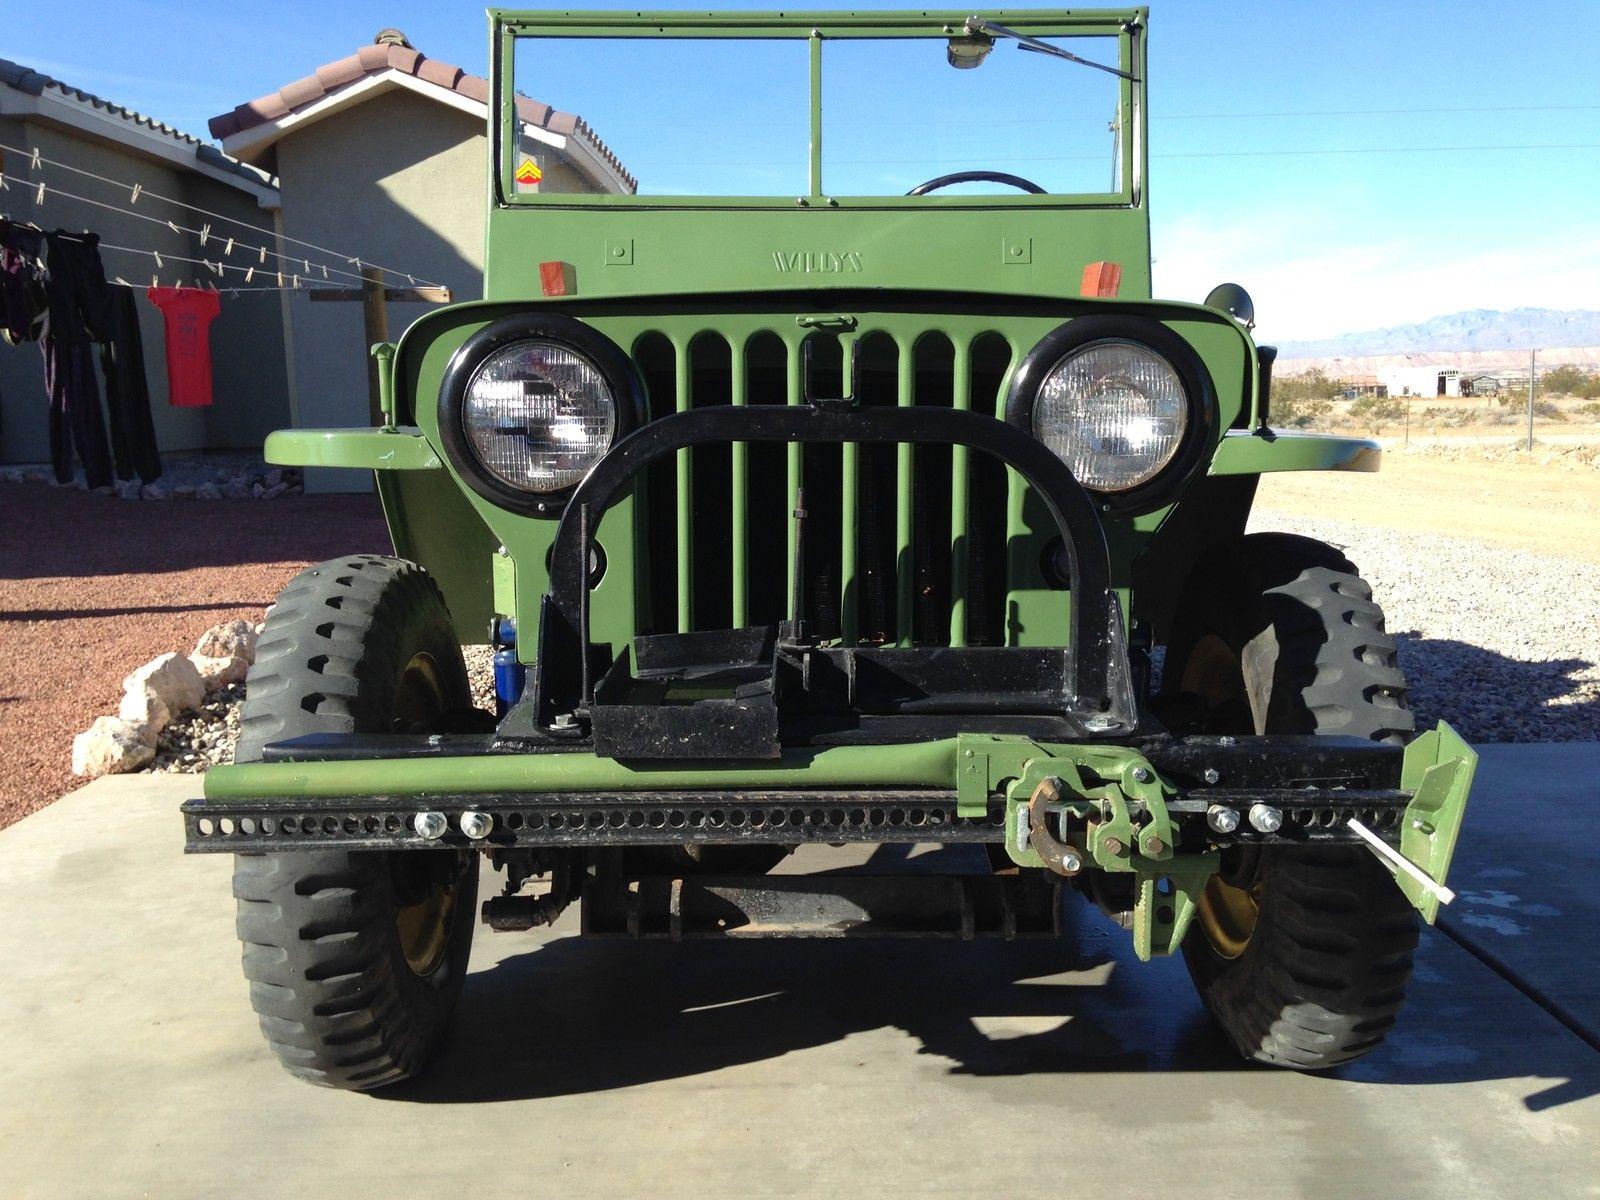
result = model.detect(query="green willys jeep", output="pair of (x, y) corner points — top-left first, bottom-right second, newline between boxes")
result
(185, 8), (1477, 1089)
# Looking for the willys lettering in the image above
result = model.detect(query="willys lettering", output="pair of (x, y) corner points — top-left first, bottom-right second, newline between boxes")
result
(772, 250), (864, 273)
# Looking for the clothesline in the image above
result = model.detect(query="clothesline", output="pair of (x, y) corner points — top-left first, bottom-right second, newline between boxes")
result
(0, 138), (447, 288)
(0, 159), (398, 288)
(99, 241), (322, 293)
(0, 174), (357, 289)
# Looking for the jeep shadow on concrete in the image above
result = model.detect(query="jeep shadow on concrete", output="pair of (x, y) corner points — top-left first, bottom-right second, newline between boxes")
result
(184, 9), (1477, 1090)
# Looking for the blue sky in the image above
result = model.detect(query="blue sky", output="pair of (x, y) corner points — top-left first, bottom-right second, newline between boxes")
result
(9, 0), (1600, 341)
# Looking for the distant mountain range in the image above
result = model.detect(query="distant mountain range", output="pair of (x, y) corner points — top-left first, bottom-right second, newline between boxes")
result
(1277, 309), (1600, 359)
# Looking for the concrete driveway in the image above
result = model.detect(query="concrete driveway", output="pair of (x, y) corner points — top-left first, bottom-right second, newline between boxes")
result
(1, 747), (1596, 1199)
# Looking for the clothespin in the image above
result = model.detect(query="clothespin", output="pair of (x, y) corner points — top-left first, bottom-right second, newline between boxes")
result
(114, 276), (130, 287)
(151, 273), (159, 288)
(406, 274), (416, 285)
(320, 264), (329, 279)
(229, 288), (239, 298)
(223, 237), (234, 256)
(276, 270), (284, 287)
(153, 250), (164, 268)
(166, 220), (181, 233)
(35, 180), (45, 205)
(244, 266), (254, 283)
(130, 182), (142, 204)
(303, 258), (310, 272)
(292, 274), (301, 289)
(29, 147), (41, 171)
(207, 259), (223, 277)
(0, 172), (9, 191)
(258, 244), (266, 264)
(199, 224), (211, 247)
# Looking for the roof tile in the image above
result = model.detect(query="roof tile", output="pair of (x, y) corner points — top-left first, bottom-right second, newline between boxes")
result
(0, 55), (274, 192)
(206, 40), (635, 191)
(277, 74), (326, 110)
(314, 56), (366, 91)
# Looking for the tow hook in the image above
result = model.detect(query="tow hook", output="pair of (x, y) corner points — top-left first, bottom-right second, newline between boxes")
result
(1022, 777), (1085, 877)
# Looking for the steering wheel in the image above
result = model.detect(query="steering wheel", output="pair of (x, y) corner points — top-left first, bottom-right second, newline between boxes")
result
(906, 171), (1047, 196)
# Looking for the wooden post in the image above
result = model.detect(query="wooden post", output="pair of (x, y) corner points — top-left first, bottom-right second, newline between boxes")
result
(307, 277), (452, 427)
(361, 267), (389, 427)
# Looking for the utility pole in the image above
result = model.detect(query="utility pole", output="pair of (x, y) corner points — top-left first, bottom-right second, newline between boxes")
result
(1527, 348), (1537, 452)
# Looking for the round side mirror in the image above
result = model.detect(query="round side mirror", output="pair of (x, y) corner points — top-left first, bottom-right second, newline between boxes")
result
(1204, 282), (1255, 329)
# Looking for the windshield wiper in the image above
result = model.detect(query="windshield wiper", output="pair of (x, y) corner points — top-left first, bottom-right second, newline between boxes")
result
(965, 16), (1139, 81)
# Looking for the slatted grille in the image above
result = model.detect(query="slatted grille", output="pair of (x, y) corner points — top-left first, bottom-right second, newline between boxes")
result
(629, 325), (1017, 648)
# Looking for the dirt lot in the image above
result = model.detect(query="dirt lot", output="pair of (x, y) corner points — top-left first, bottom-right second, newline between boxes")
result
(0, 482), (388, 828)
(1257, 443), (1600, 564)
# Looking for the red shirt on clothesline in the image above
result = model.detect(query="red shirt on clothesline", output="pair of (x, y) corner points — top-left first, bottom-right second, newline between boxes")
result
(147, 286), (221, 408)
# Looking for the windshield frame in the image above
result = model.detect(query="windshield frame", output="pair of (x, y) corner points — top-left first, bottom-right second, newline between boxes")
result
(490, 8), (1148, 211)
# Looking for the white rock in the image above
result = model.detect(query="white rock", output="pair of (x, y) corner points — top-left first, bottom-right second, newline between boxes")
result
(262, 481), (290, 499)
(195, 481), (223, 501)
(71, 717), (156, 777)
(123, 652), (205, 717)
(140, 481), (168, 500)
(118, 686), (171, 738)
(263, 468), (283, 488)
(190, 652), (250, 690)
(195, 618), (258, 663)
(116, 479), (143, 500)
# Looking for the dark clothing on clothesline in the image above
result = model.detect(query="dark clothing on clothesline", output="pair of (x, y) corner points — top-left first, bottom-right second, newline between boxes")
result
(101, 287), (160, 483)
(42, 330), (112, 486)
(0, 220), (46, 344)
(1, 220), (160, 484)
(41, 231), (114, 487)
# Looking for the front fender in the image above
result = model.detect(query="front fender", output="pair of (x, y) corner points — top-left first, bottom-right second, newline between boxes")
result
(1208, 427), (1381, 476)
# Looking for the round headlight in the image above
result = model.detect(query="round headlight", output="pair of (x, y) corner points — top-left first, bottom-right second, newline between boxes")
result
(461, 340), (616, 493)
(1032, 340), (1188, 492)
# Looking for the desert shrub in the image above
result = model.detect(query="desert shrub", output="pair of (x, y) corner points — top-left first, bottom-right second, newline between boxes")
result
(1349, 395), (1406, 428)
(1540, 365), (1600, 399)
(1273, 367), (1344, 428)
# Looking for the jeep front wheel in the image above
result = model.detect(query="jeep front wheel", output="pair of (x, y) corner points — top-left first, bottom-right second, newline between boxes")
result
(1163, 534), (1419, 1070)
(231, 556), (479, 1090)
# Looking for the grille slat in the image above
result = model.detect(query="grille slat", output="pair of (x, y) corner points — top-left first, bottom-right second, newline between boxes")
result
(673, 338), (693, 633)
(838, 333), (860, 644)
(729, 337), (749, 628)
(636, 323), (1015, 648)
(948, 338), (972, 648)
(894, 333), (916, 647)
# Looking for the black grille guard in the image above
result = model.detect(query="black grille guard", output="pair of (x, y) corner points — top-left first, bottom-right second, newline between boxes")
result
(504, 401), (1140, 754)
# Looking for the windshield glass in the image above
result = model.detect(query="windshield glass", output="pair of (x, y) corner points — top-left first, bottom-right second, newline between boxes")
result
(506, 20), (1133, 202)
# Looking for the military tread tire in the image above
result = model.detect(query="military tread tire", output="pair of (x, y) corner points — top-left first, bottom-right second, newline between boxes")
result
(231, 555), (477, 1090)
(1165, 533), (1419, 1069)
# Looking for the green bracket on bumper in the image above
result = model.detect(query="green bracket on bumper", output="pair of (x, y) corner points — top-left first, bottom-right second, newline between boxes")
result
(995, 744), (1215, 961)
(1395, 722), (1478, 924)
(263, 427), (442, 471)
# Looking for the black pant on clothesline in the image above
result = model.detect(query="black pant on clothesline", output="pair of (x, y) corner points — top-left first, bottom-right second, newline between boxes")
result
(101, 287), (160, 483)
(42, 332), (113, 488)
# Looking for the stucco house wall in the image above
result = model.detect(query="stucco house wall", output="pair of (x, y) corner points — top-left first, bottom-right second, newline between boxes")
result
(271, 90), (486, 491)
(0, 116), (289, 466)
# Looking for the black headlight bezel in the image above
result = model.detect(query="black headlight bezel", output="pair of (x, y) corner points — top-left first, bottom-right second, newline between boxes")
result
(1005, 314), (1216, 516)
(438, 313), (647, 517)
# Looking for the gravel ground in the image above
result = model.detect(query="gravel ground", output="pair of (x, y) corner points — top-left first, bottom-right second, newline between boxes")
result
(1248, 509), (1599, 742)
(0, 479), (390, 828)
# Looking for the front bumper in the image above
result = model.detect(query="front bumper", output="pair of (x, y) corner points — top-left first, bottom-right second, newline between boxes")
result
(186, 725), (1476, 935)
